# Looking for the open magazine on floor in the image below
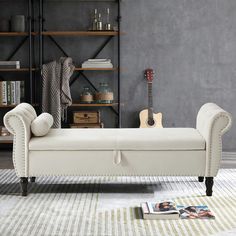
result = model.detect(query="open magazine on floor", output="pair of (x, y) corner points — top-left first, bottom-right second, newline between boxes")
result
(141, 201), (215, 220)
(177, 205), (215, 219)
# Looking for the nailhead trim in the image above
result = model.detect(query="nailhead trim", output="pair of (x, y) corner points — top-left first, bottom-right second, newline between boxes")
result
(5, 115), (27, 177)
(207, 113), (232, 176)
(4, 104), (37, 177)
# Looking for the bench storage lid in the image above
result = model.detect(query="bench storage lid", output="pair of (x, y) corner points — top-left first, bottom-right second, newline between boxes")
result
(29, 128), (205, 151)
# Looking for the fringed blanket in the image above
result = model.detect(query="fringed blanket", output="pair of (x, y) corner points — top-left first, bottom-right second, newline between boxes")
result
(42, 57), (75, 128)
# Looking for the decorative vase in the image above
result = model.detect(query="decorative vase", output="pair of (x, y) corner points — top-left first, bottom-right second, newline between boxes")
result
(95, 83), (113, 104)
(11, 15), (25, 32)
(80, 86), (94, 104)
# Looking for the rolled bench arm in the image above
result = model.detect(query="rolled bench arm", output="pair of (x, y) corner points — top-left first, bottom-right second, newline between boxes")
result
(4, 103), (37, 177)
(196, 103), (232, 177)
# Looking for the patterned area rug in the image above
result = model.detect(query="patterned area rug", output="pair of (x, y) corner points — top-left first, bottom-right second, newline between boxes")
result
(0, 169), (236, 236)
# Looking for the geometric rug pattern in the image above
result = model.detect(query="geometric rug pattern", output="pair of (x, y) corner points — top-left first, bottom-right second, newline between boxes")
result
(0, 169), (236, 236)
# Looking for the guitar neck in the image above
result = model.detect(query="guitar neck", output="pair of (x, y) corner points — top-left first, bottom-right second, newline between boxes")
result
(148, 82), (153, 120)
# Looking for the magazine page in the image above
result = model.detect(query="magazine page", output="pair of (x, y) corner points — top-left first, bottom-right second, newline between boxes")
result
(177, 205), (215, 219)
(147, 200), (179, 214)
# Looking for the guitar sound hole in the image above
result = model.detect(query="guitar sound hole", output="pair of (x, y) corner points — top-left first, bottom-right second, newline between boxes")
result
(148, 119), (155, 126)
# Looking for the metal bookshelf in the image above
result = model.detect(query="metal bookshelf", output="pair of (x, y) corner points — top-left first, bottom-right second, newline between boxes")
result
(0, 0), (122, 145)
(0, 0), (35, 145)
(38, 0), (122, 127)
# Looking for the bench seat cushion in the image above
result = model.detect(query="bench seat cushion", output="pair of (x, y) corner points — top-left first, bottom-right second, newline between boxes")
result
(29, 128), (205, 151)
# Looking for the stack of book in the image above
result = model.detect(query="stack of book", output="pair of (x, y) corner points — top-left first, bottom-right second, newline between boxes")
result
(82, 59), (113, 69)
(0, 61), (20, 69)
(141, 200), (215, 220)
(0, 81), (24, 105)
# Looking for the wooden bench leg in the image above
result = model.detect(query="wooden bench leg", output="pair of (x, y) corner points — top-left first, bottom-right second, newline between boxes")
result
(30, 177), (36, 183)
(20, 177), (28, 196)
(198, 176), (204, 182)
(205, 177), (214, 196)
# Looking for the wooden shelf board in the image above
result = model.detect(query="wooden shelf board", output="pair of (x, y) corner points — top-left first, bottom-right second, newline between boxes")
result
(0, 68), (36, 72)
(71, 103), (118, 107)
(0, 68), (115, 72)
(0, 32), (38, 37)
(0, 104), (38, 108)
(0, 136), (13, 144)
(43, 0), (117, 1)
(0, 140), (13, 144)
(42, 31), (119, 36)
(0, 32), (28, 36)
(0, 31), (123, 37)
(0, 105), (16, 108)
(74, 67), (117, 71)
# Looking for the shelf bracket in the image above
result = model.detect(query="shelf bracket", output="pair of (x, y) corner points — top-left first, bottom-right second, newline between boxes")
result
(47, 34), (69, 57)
(6, 36), (28, 61)
(70, 36), (114, 86)
(93, 36), (114, 59)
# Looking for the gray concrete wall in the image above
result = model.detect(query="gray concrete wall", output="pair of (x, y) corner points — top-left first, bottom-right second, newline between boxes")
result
(121, 0), (236, 151)
(0, 0), (235, 151)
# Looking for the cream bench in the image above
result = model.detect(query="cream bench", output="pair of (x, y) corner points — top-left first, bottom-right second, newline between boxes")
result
(4, 103), (232, 196)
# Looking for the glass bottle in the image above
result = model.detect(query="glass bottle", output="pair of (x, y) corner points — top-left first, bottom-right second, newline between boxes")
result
(97, 13), (103, 31)
(105, 8), (111, 31)
(80, 86), (94, 104)
(92, 9), (98, 31)
(95, 83), (113, 104)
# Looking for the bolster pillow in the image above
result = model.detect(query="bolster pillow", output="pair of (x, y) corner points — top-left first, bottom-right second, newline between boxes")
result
(31, 113), (54, 136)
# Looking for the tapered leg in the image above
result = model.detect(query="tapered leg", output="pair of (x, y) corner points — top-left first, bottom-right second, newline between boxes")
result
(205, 177), (214, 196)
(30, 177), (36, 183)
(20, 177), (28, 196)
(198, 176), (204, 182)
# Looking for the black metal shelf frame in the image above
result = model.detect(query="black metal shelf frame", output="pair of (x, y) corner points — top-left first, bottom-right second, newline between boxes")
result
(0, 0), (34, 104)
(37, 0), (122, 128)
(28, 0), (33, 103)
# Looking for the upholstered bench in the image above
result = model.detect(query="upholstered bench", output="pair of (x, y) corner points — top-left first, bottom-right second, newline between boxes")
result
(4, 103), (232, 196)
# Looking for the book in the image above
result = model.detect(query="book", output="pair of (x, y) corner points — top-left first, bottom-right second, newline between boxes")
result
(20, 81), (24, 102)
(141, 201), (215, 220)
(0, 80), (24, 105)
(7, 81), (11, 105)
(82, 63), (113, 68)
(16, 81), (21, 104)
(0, 61), (20, 69)
(141, 201), (179, 220)
(177, 205), (215, 219)
(1, 81), (7, 105)
(82, 59), (113, 68)
(87, 59), (111, 63)
(11, 81), (16, 105)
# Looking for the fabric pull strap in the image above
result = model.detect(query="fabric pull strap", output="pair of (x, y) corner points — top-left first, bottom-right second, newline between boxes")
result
(113, 150), (122, 165)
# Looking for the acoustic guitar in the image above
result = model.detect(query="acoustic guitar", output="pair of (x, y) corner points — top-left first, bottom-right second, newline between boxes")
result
(139, 68), (163, 128)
